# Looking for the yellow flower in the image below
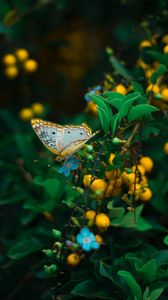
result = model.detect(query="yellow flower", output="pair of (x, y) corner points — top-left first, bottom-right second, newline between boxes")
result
(139, 40), (152, 49)
(136, 58), (149, 70)
(19, 108), (34, 121)
(129, 183), (142, 196)
(23, 59), (38, 72)
(85, 210), (96, 220)
(163, 142), (168, 154)
(67, 253), (80, 266)
(31, 102), (44, 115)
(139, 188), (152, 202)
(15, 48), (29, 61)
(3, 54), (16, 65)
(146, 84), (160, 94)
(5, 66), (18, 78)
(140, 156), (154, 172)
(95, 213), (110, 229)
(145, 69), (154, 79)
(163, 45), (168, 54)
(161, 88), (168, 102)
(115, 84), (127, 95)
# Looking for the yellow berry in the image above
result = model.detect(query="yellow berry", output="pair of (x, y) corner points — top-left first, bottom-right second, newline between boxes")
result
(145, 69), (154, 79)
(23, 59), (38, 72)
(162, 34), (168, 44)
(132, 164), (146, 175)
(85, 210), (96, 220)
(161, 88), (168, 102)
(15, 48), (29, 61)
(129, 183), (142, 196)
(105, 169), (121, 180)
(3, 54), (16, 65)
(163, 142), (168, 154)
(91, 179), (107, 199)
(163, 45), (168, 54)
(95, 234), (104, 245)
(86, 101), (97, 114)
(115, 84), (127, 95)
(146, 84), (160, 94)
(137, 58), (149, 70)
(139, 188), (152, 202)
(31, 102), (44, 115)
(83, 174), (93, 187)
(19, 108), (34, 121)
(109, 153), (115, 164)
(140, 156), (154, 172)
(122, 172), (136, 185)
(5, 66), (18, 78)
(95, 213), (110, 229)
(67, 253), (80, 266)
(139, 40), (152, 48)
(139, 175), (148, 186)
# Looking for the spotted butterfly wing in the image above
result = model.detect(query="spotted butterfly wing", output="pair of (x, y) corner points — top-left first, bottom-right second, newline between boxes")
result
(31, 118), (97, 160)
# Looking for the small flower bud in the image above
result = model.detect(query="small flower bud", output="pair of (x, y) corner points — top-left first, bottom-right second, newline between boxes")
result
(42, 249), (53, 257)
(52, 229), (62, 239)
(44, 264), (58, 274)
(112, 137), (126, 145)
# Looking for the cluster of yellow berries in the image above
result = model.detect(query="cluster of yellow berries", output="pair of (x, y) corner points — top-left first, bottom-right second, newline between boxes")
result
(137, 35), (168, 109)
(3, 48), (38, 79)
(83, 154), (154, 202)
(19, 102), (44, 121)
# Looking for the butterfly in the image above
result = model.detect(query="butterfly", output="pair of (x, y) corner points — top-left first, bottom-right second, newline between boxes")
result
(31, 118), (98, 161)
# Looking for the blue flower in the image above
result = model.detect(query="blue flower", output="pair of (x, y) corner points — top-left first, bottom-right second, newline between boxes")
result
(76, 228), (100, 252)
(84, 85), (102, 102)
(58, 157), (80, 177)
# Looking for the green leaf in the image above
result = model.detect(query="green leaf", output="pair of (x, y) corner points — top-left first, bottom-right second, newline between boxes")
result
(118, 270), (142, 300)
(109, 55), (132, 80)
(135, 259), (157, 283)
(34, 177), (60, 199)
(151, 64), (167, 84)
(148, 288), (164, 300)
(90, 95), (113, 132)
(103, 92), (125, 99)
(131, 81), (144, 94)
(71, 279), (114, 299)
(106, 97), (123, 110)
(7, 238), (43, 260)
(99, 262), (125, 292)
(164, 235), (168, 246)
(118, 93), (141, 122)
(148, 50), (168, 66)
(111, 114), (119, 135)
(128, 104), (159, 122)
(143, 287), (149, 300)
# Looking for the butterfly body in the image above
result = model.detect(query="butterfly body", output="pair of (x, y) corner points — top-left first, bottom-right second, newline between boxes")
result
(31, 118), (97, 161)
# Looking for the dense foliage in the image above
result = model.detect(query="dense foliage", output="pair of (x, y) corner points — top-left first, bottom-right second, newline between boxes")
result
(0, 1), (168, 300)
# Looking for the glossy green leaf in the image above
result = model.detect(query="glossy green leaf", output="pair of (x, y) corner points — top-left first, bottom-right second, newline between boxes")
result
(148, 288), (164, 300)
(111, 114), (119, 135)
(7, 238), (43, 260)
(164, 235), (168, 246)
(131, 81), (144, 94)
(90, 95), (113, 132)
(118, 270), (142, 300)
(128, 104), (159, 122)
(135, 259), (157, 283)
(118, 93), (141, 122)
(71, 279), (114, 299)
